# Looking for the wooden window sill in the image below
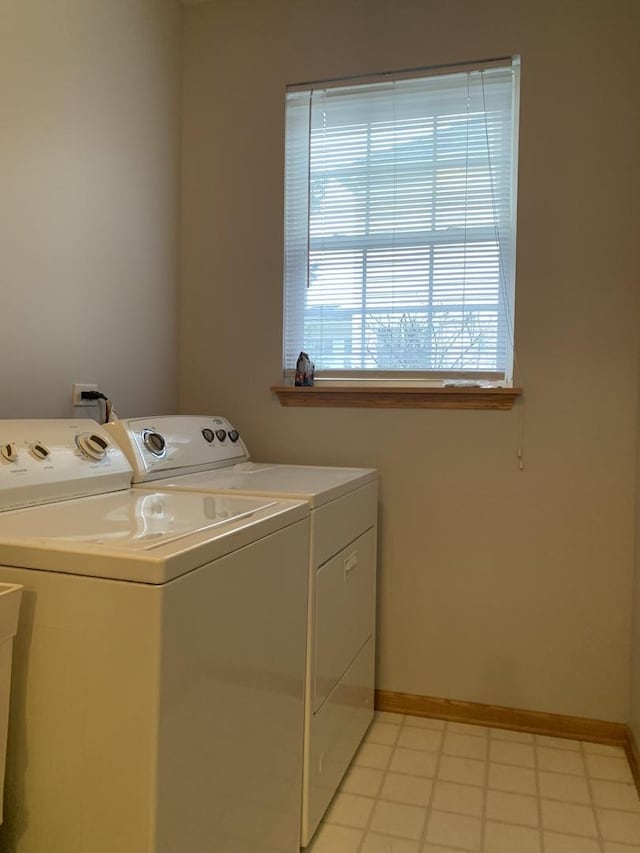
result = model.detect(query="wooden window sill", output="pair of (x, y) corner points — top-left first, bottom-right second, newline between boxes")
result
(270, 385), (522, 410)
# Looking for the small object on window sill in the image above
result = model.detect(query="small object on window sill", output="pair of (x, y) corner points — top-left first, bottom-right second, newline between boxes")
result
(294, 352), (315, 387)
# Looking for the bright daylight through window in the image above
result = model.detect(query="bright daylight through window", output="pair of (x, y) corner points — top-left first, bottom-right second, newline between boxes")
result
(283, 58), (520, 388)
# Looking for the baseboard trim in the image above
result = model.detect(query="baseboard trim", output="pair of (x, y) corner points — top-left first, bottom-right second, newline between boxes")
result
(626, 726), (640, 792)
(375, 690), (627, 745)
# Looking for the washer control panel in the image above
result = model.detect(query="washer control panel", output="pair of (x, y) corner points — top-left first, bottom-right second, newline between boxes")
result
(0, 420), (133, 511)
(107, 415), (249, 483)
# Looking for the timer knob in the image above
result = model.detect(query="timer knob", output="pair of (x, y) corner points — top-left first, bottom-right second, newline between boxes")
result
(143, 430), (166, 457)
(0, 443), (17, 463)
(31, 442), (51, 461)
(76, 433), (110, 461)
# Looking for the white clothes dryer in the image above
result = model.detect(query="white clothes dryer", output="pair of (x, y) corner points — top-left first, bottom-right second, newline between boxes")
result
(0, 419), (309, 853)
(108, 415), (378, 846)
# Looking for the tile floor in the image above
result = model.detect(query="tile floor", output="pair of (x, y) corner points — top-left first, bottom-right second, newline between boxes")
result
(307, 711), (640, 853)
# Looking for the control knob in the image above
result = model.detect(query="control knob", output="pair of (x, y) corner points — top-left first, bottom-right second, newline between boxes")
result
(228, 430), (239, 443)
(31, 442), (51, 461)
(202, 428), (215, 443)
(215, 429), (227, 441)
(143, 430), (166, 457)
(76, 432), (110, 461)
(0, 443), (18, 463)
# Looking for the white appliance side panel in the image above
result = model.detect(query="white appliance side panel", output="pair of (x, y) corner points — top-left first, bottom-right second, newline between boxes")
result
(155, 518), (309, 853)
(0, 583), (21, 821)
(0, 638), (16, 825)
(312, 482), (377, 567)
(313, 528), (376, 712)
(0, 568), (163, 853)
(302, 636), (375, 847)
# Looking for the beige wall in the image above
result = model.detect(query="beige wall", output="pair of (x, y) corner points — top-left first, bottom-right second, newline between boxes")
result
(0, 0), (182, 420)
(180, 0), (640, 722)
(631, 365), (640, 740)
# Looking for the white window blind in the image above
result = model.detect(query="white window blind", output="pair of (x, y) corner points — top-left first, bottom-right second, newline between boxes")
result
(283, 58), (520, 384)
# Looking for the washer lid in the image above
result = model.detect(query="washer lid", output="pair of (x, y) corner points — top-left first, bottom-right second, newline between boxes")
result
(0, 490), (308, 584)
(142, 462), (377, 508)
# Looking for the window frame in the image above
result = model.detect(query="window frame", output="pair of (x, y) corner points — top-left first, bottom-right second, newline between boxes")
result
(282, 57), (521, 396)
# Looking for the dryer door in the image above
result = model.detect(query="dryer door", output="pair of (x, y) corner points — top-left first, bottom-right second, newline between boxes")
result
(313, 527), (376, 712)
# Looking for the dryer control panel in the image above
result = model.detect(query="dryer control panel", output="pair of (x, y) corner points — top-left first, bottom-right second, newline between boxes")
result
(107, 415), (250, 483)
(0, 420), (133, 511)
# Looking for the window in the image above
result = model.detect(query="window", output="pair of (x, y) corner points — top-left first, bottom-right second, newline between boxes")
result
(283, 58), (520, 387)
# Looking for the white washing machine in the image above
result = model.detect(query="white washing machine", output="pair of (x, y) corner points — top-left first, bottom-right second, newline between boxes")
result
(107, 415), (378, 846)
(0, 419), (310, 853)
